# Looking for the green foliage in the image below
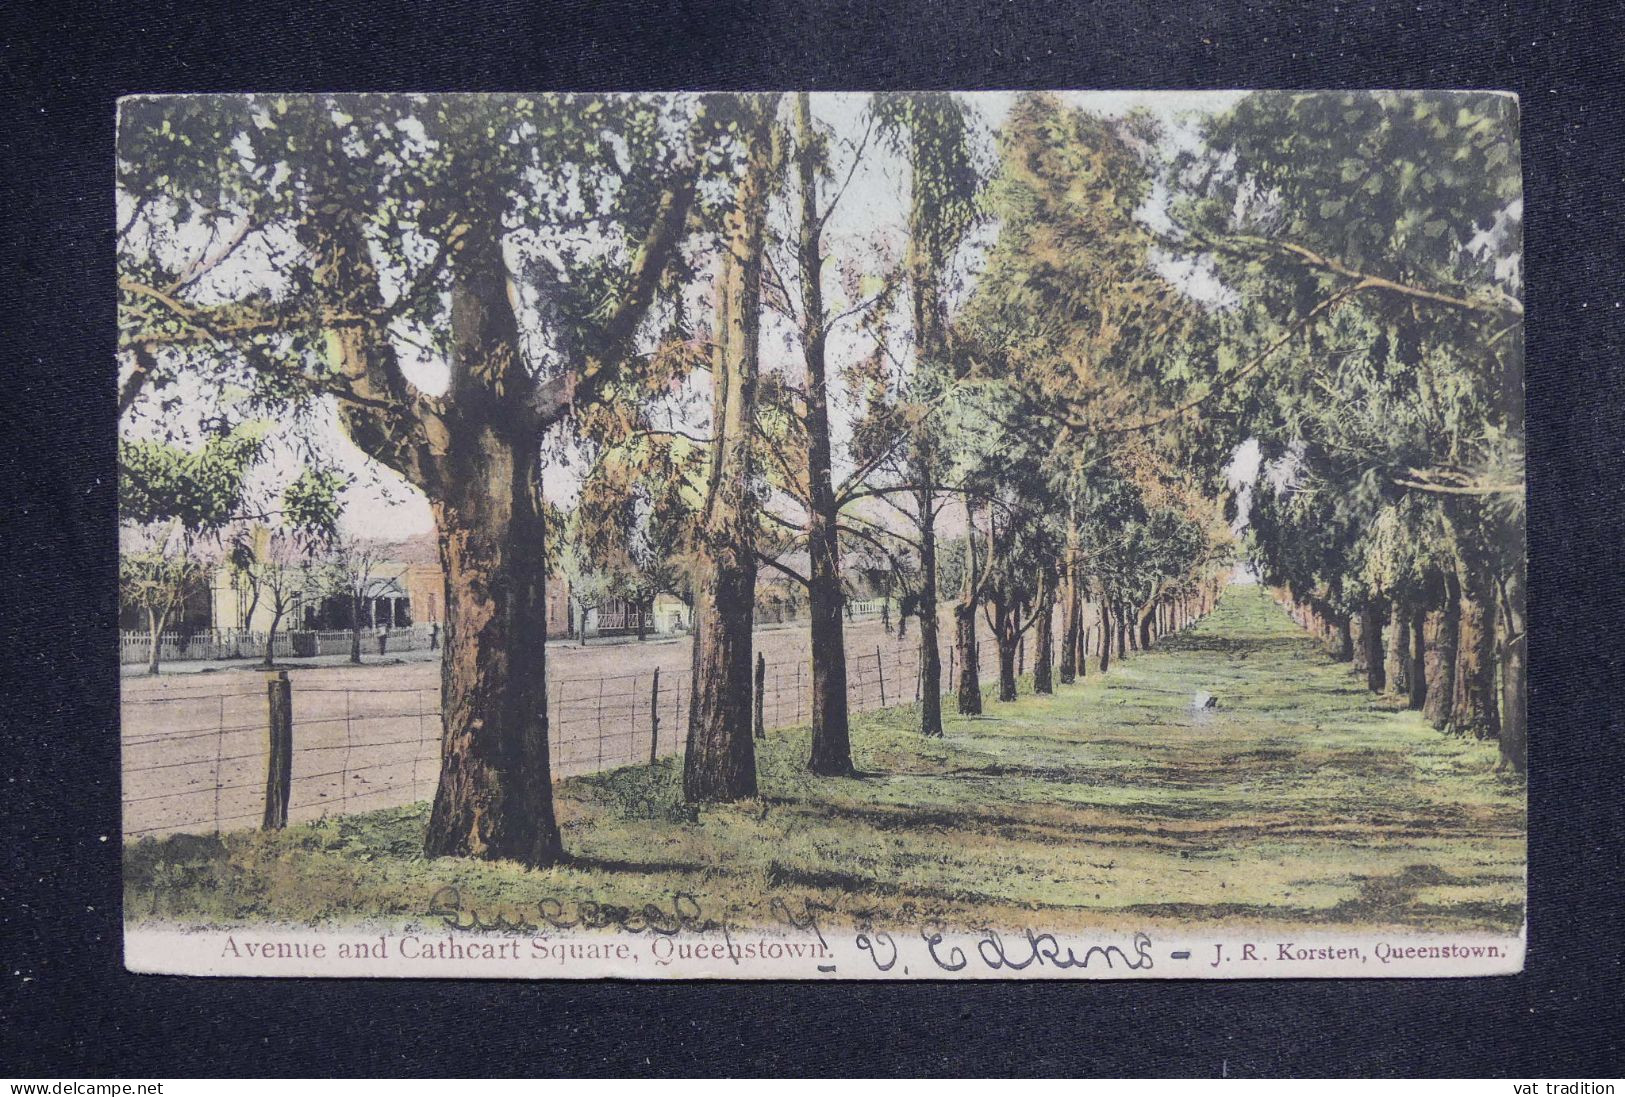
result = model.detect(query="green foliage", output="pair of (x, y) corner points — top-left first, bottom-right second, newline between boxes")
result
(118, 422), (267, 532)
(872, 92), (984, 272)
(956, 93), (1236, 616)
(119, 92), (713, 415)
(967, 94), (1206, 424)
(1175, 91), (1524, 620)
(1178, 91), (1521, 287)
(281, 465), (347, 543)
(568, 436), (700, 608)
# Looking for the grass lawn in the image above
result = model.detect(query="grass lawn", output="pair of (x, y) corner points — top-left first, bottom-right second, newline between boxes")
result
(125, 584), (1525, 935)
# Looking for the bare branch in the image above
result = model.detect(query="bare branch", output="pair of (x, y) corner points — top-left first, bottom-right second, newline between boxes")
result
(166, 209), (268, 295)
(839, 510), (921, 553)
(755, 550), (810, 588)
(1208, 232), (1525, 317)
(1082, 281), (1364, 438)
(817, 113), (877, 234)
(1393, 466), (1524, 496)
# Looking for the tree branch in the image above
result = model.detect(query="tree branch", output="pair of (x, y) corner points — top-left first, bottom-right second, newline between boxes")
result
(839, 510), (921, 553)
(818, 113), (877, 234)
(835, 520), (918, 584)
(559, 104), (710, 426)
(167, 209), (268, 295)
(755, 422), (810, 505)
(1081, 281), (1364, 438)
(756, 550), (810, 588)
(119, 344), (156, 417)
(1210, 232), (1524, 317)
(1392, 466), (1524, 496)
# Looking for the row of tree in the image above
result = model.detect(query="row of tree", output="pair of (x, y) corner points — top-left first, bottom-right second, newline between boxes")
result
(556, 92), (1241, 805)
(1186, 93), (1527, 773)
(117, 89), (1524, 868)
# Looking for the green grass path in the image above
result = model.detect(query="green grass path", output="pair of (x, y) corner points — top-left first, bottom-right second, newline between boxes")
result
(127, 584), (1525, 933)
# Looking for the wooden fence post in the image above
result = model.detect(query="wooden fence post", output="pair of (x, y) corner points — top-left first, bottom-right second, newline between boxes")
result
(596, 678), (605, 767)
(876, 646), (886, 707)
(263, 670), (292, 830)
(648, 667), (661, 764)
(753, 654), (766, 740)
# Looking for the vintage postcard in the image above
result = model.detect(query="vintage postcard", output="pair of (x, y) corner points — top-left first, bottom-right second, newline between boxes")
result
(118, 90), (1525, 979)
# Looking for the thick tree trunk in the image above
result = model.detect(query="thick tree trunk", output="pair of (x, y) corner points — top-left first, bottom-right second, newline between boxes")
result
(423, 433), (562, 865)
(796, 94), (853, 777)
(1137, 602), (1155, 651)
(1451, 560), (1501, 741)
(1033, 565), (1055, 695)
(1407, 606), (1428, 711)
(914, 482), (943, 736)
(1358, 600), (1385, 692)
(1384, 600), (1411, 698)
(1074, 601), (1087, 678)
(955, 498), (984, 716)
(686, 539), (759, 800)
(301, 117), (702, 868)
(994, 597), (1018, 702)
(1333, 614), (1353, 662)
(350, 592), (363, 664)
(1423, 576), (1460, 730)
(1017, 604), (1026, 676)
(1115, 603), (1128, 659)
(1059, 526), (1080, 685)
(684, 99), (776, 802)
(1097, 599), (1112, 673)
(1440, 499), (1503, 743)
(805, 565), (851, 772)
(1498, 564), (1527, 773)
(902, 176), (946, 736)
(955, 601), (982, 715)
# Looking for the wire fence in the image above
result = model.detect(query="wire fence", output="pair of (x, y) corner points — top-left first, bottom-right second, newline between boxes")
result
(121, 635), (1000, 841)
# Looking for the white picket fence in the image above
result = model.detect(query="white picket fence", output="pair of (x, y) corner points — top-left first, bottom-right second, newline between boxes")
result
(119, 625), (436, 665)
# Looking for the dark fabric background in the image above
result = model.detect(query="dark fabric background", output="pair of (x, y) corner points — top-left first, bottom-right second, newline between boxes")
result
(2, 0), (1621, 1078)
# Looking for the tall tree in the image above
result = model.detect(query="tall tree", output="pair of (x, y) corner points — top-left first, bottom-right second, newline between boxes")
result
(684, 93), (782, 803)
(872, 92), (983, 737)
(791, 92), (856, 776)
(119, 94), (716, 863)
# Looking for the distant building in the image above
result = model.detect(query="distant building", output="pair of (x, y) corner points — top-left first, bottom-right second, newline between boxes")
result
(752, 548), (895, 626)
(130, 529), (573, 640)
(576, 593), (688, 639)
(652, 593), (691, 635)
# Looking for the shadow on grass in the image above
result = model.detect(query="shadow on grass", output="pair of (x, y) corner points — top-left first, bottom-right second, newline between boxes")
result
(565, 854), (708, 877)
